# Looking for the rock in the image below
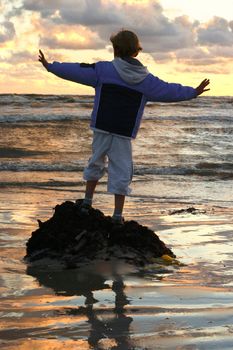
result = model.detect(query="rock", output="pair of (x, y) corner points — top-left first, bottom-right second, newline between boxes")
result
(25, 200), (175, 267)
(169, 207), (206, 215)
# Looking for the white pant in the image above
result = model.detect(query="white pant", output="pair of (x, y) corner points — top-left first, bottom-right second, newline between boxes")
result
(83, 131), (133, 195)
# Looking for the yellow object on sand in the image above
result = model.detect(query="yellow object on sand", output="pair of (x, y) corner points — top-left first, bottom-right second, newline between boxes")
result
(161, 254), (174, 262)
(149, 255), (184, 266)
(161, 254), (184, 266)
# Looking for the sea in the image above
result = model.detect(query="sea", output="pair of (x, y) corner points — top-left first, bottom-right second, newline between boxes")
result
(0, 94), (233, 350)
(0, 94), (233, 206)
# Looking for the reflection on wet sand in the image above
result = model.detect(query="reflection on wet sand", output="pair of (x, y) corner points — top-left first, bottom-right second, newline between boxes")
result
(1, 256), (232, 350)
(27, 263), (133, 350)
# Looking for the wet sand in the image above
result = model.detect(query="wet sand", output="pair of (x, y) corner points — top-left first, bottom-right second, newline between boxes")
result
(1, 186), (233, 350)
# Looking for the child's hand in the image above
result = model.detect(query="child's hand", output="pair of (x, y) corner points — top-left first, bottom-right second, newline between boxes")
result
(196, 79), (210, 96)
(38, 50), (49, 70)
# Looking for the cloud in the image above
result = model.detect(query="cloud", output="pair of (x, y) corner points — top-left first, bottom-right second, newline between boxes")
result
(82, 2), (197, 53)
(142, 15), (196, 53)
(176, 47), (215, 64)
(209, 45), (233, 58)
(4, 0), (233, 71)
(20, 0), (233, 56)
(177, 64), (231, 74)
(197, 17), (233, 46)
(20, 0), (63, 18)
(21, 0), (124, 50)
(22, 0), (124, 25)
(31, 14), (106, 50)
(174, 46), (233, 74)
(60, 0), (124, 26)
(0, 50), (35, 63)
(20, 0), (198, 52)
(0, 21), (15, 43)
(150, 51), (174, 62)
(40, 25), (105, 50)
(175, 44), (233, 63)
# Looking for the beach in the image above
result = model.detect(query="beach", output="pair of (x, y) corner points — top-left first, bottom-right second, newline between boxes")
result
(0, 94), (233, 349)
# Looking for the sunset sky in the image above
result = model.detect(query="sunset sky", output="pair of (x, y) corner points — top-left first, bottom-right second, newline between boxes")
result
(0, 0), (232, 95)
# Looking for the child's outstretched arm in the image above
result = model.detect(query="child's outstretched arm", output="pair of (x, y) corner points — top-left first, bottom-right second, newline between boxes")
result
(146, 75), (210, 102)
(38, 49), (98, 87)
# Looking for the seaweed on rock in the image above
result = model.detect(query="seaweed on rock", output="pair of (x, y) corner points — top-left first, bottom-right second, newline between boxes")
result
(25, 200), (175, 266)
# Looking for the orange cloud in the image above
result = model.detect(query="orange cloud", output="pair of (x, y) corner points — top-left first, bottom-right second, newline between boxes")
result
(40, 24), (104, 50)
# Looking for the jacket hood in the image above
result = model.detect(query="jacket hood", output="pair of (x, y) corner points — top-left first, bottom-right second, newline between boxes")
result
(112, 57), (149, 85)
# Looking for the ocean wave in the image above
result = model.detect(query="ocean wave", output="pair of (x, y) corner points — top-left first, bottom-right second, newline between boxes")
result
(1, 112), (232, 124)
(0, 180), (83, 188)
(142, 114), (233, 122)
(0, 93), (94, 105)
(1, 94), (232, 110)
(0, 147), (47, 158)
(196, 162), (233, 171)
(0, 162), (84, 172)
(0, 113), (91, 123)
(134, 164), (233, 178)
(146, 96), (233, 108)
(1, 161), (233, 179)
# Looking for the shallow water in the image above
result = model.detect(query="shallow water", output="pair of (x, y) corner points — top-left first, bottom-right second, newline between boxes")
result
(0, 95), (233, 349)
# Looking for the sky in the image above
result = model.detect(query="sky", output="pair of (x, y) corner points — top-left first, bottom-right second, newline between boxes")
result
(0, 0), (233, 95)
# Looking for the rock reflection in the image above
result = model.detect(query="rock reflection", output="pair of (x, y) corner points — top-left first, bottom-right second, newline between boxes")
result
(27, 263), (133, 349)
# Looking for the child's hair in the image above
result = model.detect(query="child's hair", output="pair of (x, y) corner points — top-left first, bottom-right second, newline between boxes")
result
(110, 29), (142, 58)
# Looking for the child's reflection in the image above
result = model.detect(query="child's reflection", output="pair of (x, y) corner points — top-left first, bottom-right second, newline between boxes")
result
(27, 265), (133, 349)
(87, 274), (132, 349)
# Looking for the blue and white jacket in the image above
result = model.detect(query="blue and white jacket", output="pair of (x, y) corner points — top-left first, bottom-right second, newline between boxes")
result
(48, 57), (197, 139)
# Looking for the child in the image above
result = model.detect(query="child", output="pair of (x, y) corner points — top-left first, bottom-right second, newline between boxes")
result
(39, 29), (210, 224)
